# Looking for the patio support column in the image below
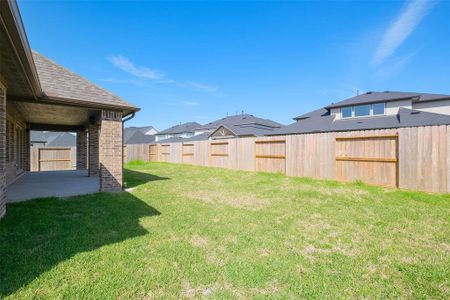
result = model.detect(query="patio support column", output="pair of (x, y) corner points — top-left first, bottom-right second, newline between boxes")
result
(0, 83), (6, 218)
(76, 129), (87, 170)
(88, 122), (99, 176)
(24, 129), (30, 171)
(99, 110), (123, 192)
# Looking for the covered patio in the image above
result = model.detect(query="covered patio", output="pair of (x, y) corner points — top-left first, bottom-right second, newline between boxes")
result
(6, 170), (99, 202)
(0, 1), (139, 218)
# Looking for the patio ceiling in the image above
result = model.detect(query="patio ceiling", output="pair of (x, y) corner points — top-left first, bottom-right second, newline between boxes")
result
(9, 100), (99, 130)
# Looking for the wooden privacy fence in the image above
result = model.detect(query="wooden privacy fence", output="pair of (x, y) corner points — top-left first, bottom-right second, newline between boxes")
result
(31, 147), (75, 171)
(123, 125), (450, 193)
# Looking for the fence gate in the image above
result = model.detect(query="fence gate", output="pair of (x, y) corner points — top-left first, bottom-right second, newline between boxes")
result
(149, 144), (158, 161)
(38, 147), (72, 171)
(210, 141), (229, 168)
(254, 140), (286, 174)
(335, 134), (398, 187)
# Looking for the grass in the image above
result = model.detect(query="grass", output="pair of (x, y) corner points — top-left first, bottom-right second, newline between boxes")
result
(1, 161), (449, 299)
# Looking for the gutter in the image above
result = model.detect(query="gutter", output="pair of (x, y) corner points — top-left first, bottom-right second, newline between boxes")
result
(122, 112), (136, 123)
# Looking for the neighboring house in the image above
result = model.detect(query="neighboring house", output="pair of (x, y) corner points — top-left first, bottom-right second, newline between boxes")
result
(124, 126), (158, 144)
(193, 113), (283, 140)
(0, 1), (139, 218)
(30, 131), (76, 147)
(155, 122), (201, 141)
(271, 91), (450, 135)
(126, 130), (156, 144)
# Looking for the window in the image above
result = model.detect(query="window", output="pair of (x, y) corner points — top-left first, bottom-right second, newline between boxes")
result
(372, 102), (385, 115)
(340, 102), (385, 119)
(341, 107), (352, 118)
(354, 105), (371, 117)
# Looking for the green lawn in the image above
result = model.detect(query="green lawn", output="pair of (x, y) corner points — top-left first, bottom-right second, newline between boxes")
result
(1, 161), (449, 299)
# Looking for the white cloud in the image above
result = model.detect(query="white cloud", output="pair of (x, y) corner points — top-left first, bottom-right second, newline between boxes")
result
(375, 50), (419, 78)
(108, 55), (220, 94)
(182, 101), (199, 106)
(372, 0), (434, 65)
(187, 81), (219, 93)
(108, 55), (164, 80)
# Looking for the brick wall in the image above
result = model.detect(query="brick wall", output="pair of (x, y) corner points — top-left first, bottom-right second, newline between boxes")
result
(0, 84), (6, 219)
(88, 122), (99, 176)
(99, 110), (123, 192)
(76, 129), (87, 170)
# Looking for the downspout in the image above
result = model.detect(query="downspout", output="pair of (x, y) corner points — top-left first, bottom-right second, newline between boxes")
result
(122, 112), (135, 189)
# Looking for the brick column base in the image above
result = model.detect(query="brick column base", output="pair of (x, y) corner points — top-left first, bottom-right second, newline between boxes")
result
(99, 110), (123, 192)
(76, 129), (87, 170)
(88, 123), (99, 176)
(0, 84), (6, 218)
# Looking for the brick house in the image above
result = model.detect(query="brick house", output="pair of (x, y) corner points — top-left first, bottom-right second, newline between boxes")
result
(0, 1), (139, 218)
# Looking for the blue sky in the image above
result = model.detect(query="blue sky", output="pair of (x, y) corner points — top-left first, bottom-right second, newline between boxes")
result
(20, 0), (450, 130)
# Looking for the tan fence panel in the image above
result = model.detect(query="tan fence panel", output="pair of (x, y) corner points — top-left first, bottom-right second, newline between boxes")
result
(285, 132), (335, 179)
(190, 140), (209, 166)
(235, 137), (256, 171)
(168, 142), (182, 163)
(37, 147), (73, 171)
(398, 125), (449, 193)
(182, 143), (195, 165)
(125, 144), (149, 162)
(160, 144), (171, 162)
(255, 138), (286, 173)
(149, 144), (158, 161)
(210, 141), (229, 168)
(30, 146), (39, 171)
(335, 133), (398, 187)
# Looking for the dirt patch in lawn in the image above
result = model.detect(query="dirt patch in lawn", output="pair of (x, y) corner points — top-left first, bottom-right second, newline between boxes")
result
(190, 234), (209, 248)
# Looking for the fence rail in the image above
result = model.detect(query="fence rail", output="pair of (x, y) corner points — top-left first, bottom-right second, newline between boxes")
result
(124, 125), (450, 193)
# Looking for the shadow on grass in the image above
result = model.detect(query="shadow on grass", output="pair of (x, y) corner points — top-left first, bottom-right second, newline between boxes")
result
(0, 192), (159, 297)
(124, 169), (170, 188)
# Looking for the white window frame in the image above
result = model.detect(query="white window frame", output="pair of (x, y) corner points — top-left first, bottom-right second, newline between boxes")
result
(354, 104), (371, 118)
(372, 102), (386, 116)
(340, 102), (386, 119)
(341, 106), (353, 119)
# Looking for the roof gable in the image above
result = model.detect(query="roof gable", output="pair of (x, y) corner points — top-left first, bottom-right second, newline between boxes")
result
(209, 125), (237, 139)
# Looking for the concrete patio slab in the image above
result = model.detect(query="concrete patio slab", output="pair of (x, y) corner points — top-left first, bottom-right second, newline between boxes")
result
(6, 170), (99, 202)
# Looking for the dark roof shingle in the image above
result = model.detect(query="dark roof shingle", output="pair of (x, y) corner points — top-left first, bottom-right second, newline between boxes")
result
(157, 122), (201, 135)
(126, 131), (156, 144)
(272, 108), (450, 135)
(325, 91), (450, 109)
(196, 114), (282, 131)
(32, 51), (138, 111)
